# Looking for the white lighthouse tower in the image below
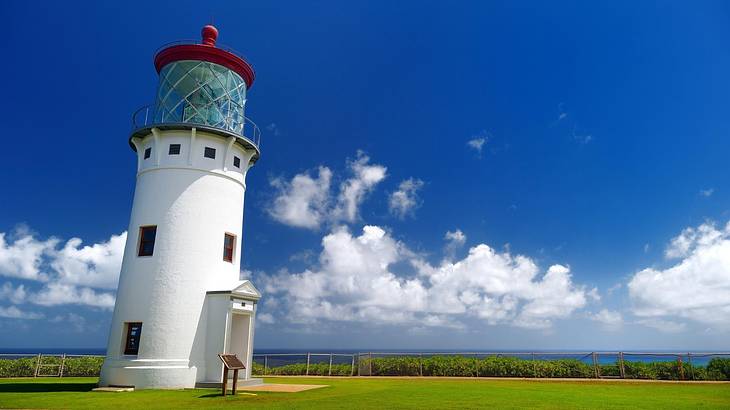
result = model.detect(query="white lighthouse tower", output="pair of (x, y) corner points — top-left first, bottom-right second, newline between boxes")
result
(99, 25), (262, 389)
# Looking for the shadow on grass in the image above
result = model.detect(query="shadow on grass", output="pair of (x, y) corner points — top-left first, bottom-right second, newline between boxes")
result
(0, 382), (95, 393)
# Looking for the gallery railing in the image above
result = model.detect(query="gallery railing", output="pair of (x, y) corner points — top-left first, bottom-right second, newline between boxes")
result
(131, 104), (262, 150)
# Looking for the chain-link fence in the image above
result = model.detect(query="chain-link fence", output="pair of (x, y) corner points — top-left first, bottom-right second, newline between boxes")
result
(253, 351), (730, 381)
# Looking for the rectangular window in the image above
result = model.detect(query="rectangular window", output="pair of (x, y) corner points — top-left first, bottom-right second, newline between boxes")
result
(144, 147), (151, 159)
(204, 147), (216, 159)
(138, 226), (157, 256)
(223, 233), (235, 262)
(233, 156), (241, 168)
(124, 322), (142, 355)
(168, 144), (181, 155)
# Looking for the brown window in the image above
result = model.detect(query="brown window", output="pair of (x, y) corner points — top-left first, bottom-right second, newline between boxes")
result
(124, 322), (142, 355)
(204, 147), (216, 159)
(223, 233), (235, 262)
(138, 226), (157, 256)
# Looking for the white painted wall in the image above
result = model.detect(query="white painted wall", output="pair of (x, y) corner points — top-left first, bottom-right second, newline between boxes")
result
(100, 128), (258, 389)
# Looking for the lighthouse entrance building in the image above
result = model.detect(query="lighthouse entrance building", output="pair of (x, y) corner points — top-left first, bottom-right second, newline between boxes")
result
(99, 25), (263, 389)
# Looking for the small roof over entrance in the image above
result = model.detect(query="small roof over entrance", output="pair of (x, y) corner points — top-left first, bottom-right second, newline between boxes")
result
(207, 280), (261, 302)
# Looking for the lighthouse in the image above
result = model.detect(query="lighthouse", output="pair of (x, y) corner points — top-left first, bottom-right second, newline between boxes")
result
(99, 25), (262, 389)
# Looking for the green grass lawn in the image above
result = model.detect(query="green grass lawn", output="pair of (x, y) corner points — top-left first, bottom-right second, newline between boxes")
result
(0, 377), (728, 409)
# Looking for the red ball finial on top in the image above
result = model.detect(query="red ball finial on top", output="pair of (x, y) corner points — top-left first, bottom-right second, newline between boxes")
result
(201, 25), (218, 46)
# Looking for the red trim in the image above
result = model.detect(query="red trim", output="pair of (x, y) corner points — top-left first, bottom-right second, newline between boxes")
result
(154, 44), (255, 89)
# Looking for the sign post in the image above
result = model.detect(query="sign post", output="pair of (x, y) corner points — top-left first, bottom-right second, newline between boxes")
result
(218, 354), (246, 396)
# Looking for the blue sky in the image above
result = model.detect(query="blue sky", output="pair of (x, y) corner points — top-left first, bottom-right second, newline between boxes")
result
(1, 1), (730, 350)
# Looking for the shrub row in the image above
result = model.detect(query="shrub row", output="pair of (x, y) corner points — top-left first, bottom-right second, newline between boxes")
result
(251, 362), (353, 376)
(3, 355), (728, 381)
(0, 356), (104, 378)
(252, 356), (730, 381)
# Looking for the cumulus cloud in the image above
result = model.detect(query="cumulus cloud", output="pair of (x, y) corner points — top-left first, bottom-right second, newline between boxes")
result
(260, 225), (589, 330)
(269, 152), (387, 229)
(444, 229), (466, 259)
(0, 282), (27, 304)
(0, 231), (57, 281)
(333, 152), (387, 222)
(0, 305), (43, 320)
(0, 229), (125, 311)
(31, 283), (116, 309)
(269, 167), (333, 229)
(444, 230), (466, 247)
(590, 309), (623, 330)
(388, 178), (424, 219)
(50, 233), (126, 289)
(628, 220), (730, 328)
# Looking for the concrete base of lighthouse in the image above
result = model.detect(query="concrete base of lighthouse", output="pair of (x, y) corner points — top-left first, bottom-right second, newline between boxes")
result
(99, 359), (198, 389)
(99, 281), (260, 389)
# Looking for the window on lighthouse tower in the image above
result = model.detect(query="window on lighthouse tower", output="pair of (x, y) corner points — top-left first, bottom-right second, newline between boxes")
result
(223, 233), (235, 262)
(138, 226), (157, 257)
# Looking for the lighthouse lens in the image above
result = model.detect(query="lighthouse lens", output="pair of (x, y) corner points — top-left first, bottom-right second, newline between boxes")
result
(153, 61), (247, 135)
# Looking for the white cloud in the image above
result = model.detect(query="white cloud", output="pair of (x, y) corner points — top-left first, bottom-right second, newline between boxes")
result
(50, 232), (127, 289)
(269, 152), (387, 229)
(0, 305), (43, 320)
(444, 229), (466, 259)
(0, 229), (125, 310)
(635, 318), (687, 333)
(467, 137), (487, 156)
(699, 188), (714, 198)
(444, 229), (466, 247)
(261, 225), (589, 330)
(590, 309), (623, 330)
(258, 312), (275, 324)
(32, 283), (115, 309)
(388, 178), (424, 219)
(333, 152), (387, 222)
(0, 230), (57, 281)
(269, 167), (333, 229)
(0, 282), (27, 304)
(628, 220), (730, 328)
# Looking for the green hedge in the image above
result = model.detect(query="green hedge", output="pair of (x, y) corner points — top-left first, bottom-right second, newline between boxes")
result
(252, 355), (730, 381)
(251, 362), (353, 376)
(3, 355), (728, 381)
(0, 356), (104, 378)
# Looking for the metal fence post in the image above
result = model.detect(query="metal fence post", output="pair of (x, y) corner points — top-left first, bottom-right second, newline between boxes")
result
(592, 352), (600, 379)
(329, 354), (333, 376)
(677, 355), (684, 381)
(264, 355), (268, 376)
(369, 352), (373, 376)
(688, 353), (694, 380)
(475, 353), (479, 378)
(34, 354), (42, 377)
(351, 354), (355, 376)
(59, 354), (66, 378)
(532, 353), (538, 378)
(306, 353), (311, 376)
(618, 352), (625, 379)
(419, 353), (423, 376)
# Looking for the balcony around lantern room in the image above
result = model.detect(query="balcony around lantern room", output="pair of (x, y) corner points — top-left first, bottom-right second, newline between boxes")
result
(130, 102), (261, 154)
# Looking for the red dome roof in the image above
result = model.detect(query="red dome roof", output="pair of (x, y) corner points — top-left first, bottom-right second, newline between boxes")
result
(154, 25), (255, 89)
